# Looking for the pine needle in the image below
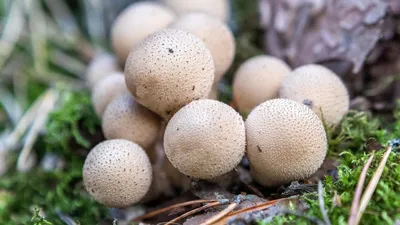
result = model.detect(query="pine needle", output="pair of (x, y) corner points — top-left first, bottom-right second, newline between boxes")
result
(165, 201), (223, 225)
(133, 199), (219, 222)
(354, 144), (393, 225)
(348, 152), (375, 225)
(318, 180), (331, 225)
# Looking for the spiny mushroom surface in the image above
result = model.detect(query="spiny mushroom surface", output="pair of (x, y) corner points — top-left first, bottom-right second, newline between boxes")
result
(245, 99), (327, 187)
(86, 53), (120, 88)
(102, 93), (161, 149)
(164, 99), (245, 179)
(91, 72), (128, 117)
(125, 29), (215, 120)
(83, 139), (152, 208)
(279, 64), (349, 126)
(170, 12), (235, 82)
(111, 2), (176, 63)
(233, 55), (291, 115)
(161, 0), (229, 22)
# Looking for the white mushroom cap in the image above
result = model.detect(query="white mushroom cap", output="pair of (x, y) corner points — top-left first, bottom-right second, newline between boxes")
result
(86, 53), (120, 88)
(279, 64), (349, 127)
(233, 55), (291, 115)
(125, 29), (215, 120)
(164, 99), (245, 179)
(91, 72), (128, 117)
(161, 0), (229, 22)
(111, 2), (176, 63)
(83, 139), (152, 208)
(102, 93), (161, 149)
(245, 99), (327, 187)
(170, 12), (235, 82)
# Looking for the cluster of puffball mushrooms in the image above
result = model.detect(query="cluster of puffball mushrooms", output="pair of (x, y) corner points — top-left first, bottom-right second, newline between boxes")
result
(83, 0), (350, 209)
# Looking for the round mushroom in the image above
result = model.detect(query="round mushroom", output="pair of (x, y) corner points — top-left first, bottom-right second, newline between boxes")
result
(111, 2), (176, 63)
(279, 64), (349, 127)
(91, 72), (128, 117)
(245, 99), (327, 187)
(125, 29), (215, 120)
(233, 55), (291, 115)
(102, 93), (161, 149)
(170, 12), (235, 82)
(164, 99), (245, 179)
(86, 53), (120, 89)
(83, 139), (152, 208)
(161, 0), (229, 22)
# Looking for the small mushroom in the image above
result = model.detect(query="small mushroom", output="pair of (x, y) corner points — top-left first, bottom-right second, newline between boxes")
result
(111, 2), (176, 63)
(86, 53), (120, 89)
(102, 93), (161, 149)
(170, 12), (235, 83)
(233, 55), (291, 115)
(125, 29), (215, 120)
(245, 99), (327, 187)
(279, 64), (349, 127)
(161, 0), (229, 22)
(83, 139), (152, 208)
(164, 99), (245, 179)
(91, 72), (128, 117)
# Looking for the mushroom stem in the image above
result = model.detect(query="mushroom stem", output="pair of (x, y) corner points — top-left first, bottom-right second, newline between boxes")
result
(132, 199), (218, 222)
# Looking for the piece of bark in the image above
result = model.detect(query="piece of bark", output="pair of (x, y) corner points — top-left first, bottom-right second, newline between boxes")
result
(261, 0), (388, 73)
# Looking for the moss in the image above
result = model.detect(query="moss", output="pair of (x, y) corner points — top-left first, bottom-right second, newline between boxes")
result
(0, 91), (107, 225)
(261, 103), (400, 225)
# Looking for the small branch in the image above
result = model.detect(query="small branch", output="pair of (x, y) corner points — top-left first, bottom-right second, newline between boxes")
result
(318, 180), (331, 225)
(348, 152), (375, 225)
(165, 201), (223, 225)
(354, 144), (393, 225)
(132, 199), (218, 222)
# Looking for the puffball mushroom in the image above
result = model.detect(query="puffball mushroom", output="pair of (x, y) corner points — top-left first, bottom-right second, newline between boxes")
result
(102, 93), (161, 149)
(170, 12), (235, 82)
(91, 72), (128, 117)
(279, 64), (349, 126)
(111, 2), (176, 63)
(86, 53), (120, 88)
(164, 99), (245, 179)
(245, 99), (327, 187)
(125, 29), (215, 120)
(161, 0), (229, 22)
(83, 139), (152, 208)
(233, 55), (291, 115)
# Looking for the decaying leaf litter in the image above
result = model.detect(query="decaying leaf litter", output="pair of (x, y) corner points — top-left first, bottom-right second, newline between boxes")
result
(0, 0), (399, 224)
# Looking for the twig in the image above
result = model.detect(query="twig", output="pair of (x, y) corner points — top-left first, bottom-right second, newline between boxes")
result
(318, 180), (331, 225)
(16, 89), (58, 172)
(132, 199), (219, 222)
(165, 201), (223, 225)
(200, 202), (238, 225)
(354, 144), (393, 225)
(348, 153), (375, 225)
